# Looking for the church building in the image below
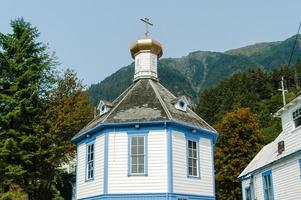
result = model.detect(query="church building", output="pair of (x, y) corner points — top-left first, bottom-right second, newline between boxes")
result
(239, 96), (301, 200)
(72, 26), (218, 199)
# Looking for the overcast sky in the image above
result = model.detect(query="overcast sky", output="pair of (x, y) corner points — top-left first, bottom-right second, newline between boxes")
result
(1, 0), (301, 85)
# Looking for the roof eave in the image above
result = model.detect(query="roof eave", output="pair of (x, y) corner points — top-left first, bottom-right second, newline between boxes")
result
(72, 120), (218, 144)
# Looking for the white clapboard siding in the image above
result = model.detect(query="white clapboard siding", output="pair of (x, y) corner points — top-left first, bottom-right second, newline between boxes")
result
(273, 156), (301, 199)
(107, 130), (168, 193)
(250, 155), (301, 200)
(241, 179), (250, 200)
(172, 130), (214, 196)
(76, 135), (104, 199)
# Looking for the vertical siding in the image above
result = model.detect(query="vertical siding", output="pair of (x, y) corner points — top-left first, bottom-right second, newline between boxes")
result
(76, 135), (104, 199)
(107, 130), (168, 193)
(252, 155), (301, 200)
(172, 130), (214, 196)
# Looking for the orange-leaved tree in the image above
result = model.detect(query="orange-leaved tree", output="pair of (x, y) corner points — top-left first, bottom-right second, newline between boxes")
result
(214, 108), (264, 200)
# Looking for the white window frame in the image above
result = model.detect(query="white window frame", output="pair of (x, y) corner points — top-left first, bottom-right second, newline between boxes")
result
(86, 142), (95, 181)
(128, 133), (148, 176)
(186, 139), (200, 178)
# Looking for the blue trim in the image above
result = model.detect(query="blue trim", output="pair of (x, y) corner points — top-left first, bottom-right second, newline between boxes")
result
(77, 192), (215, 200)
(185, 135), (201, 179)
(262, 170), (274, 200)
(75, 145), (79, 200)
(240, 149), (301, 180)
(85, 140), (95, 182)
(211, 139), (215, 196)
(127, 131), (148, 176)
(167, 127), (173, 193)
(104, 132), (108, 194)
(245, 187), (251, 200)
(72, 120), (218, 144)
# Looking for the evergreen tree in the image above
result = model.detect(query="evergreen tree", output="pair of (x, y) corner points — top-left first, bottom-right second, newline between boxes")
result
(0, 18), (55, 199)
(214, 108), (264, 200)
(38, 69), (93, 200)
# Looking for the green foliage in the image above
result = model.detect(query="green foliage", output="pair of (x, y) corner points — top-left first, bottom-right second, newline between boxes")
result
(197, 63), (301, 143)
(0, 18), (55, 198)
(214, 108), (264, 200)
(0, 19), (93, 200)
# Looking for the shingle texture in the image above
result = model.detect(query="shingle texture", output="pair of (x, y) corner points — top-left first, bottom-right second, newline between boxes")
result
(76, 79), (216, 137)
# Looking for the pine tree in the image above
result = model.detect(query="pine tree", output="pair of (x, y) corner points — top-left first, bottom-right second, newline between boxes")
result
(214, 108), (264, 200)
(0, 18), (55, 199)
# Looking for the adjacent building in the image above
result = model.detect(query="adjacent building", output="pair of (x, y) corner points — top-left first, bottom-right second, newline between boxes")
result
(72, 35), (218, 199)
(239, 96), (301, 200)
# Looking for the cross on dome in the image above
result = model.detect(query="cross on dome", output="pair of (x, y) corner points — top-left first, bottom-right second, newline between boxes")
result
(140, 17), (153, 38)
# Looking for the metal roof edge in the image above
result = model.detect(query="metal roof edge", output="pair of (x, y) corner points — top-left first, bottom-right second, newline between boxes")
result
(238, 149), (301, 179)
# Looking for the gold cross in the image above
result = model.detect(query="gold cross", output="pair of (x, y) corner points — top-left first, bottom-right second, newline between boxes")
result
(140, 17), (153, 38)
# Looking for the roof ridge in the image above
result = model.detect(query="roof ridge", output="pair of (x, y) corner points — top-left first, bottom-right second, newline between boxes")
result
(102, 81), (140, 123)
(149, 80), (173, 120)
(156, 82), (216, 133)
(186, 107), (217, 133)
(111, 83), (134, 105)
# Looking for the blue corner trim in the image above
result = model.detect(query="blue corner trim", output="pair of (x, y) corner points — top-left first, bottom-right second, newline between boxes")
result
(167, 127), (173, 193)
(262, 170), (274, 200)
(211, 139), (215, 196)
(104, 132), (108, 194)
(75, 145), (79, 200)
(127, 131), (149, 176)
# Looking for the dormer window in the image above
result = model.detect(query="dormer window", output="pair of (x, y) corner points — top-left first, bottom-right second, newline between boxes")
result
(97, 100), (112, 116)
(293, 108), (301, 128)
(174, 96), (189, 112)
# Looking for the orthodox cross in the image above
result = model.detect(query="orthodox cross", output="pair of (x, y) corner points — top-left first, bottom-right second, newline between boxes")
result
(140, 17), (153, 38)
(278, 76), (288, 106)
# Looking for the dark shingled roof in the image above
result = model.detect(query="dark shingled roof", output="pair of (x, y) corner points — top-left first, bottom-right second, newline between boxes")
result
(76, 79), (216, 137)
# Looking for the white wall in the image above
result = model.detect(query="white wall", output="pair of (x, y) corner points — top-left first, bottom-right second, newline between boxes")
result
(107, 129), (168, 193)
(248, 155), (301, 200)
(76, 135), (104, 199)
(134, 52), (158, 80)
(172, 130), (214, 196)
(241, 179), (250, 200)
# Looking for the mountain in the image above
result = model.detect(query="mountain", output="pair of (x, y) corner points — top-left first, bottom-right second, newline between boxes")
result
(88, 35), (301, 106)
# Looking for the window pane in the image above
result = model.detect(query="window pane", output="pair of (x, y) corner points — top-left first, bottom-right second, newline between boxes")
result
(188, 149), (192, 157)
(132, 145), (137, 155)
(132, 164), (137, 173)
(188, 141), (192, 148)
(193, 141), (196, 149)
(193, 149), (197, 158)
(138, 136), (144, 145)
(132, 137), (138, 145)
(138, 155), (144, 165)
(138, 164), (144, 173)
(132, 156), (137, 165)
(189, 167), (193, 175)
(138, 145), (144, 154)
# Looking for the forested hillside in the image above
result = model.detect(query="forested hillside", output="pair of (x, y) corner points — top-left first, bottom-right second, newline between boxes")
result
(196, 60), (301, 199)
(88, 35), (301, 106)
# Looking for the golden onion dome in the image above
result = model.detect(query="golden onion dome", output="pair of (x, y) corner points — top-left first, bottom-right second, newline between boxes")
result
(130, 38), (163, 59)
